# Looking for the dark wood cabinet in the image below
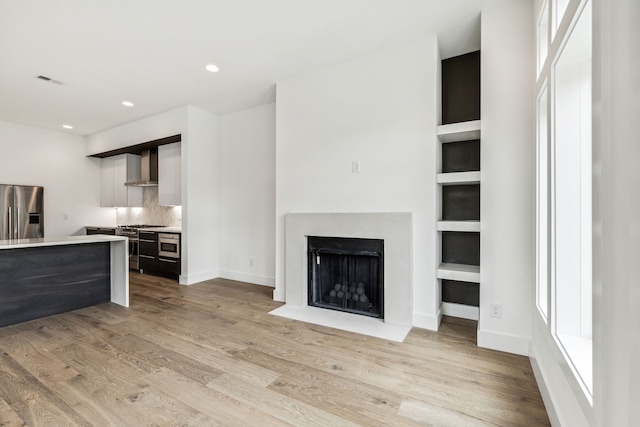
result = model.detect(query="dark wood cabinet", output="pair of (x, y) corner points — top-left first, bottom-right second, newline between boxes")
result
(86, 227), (116, 235)
(139, 230), (181, 280)
(158, 256), (180, 280)
(138, 230), (159, 275)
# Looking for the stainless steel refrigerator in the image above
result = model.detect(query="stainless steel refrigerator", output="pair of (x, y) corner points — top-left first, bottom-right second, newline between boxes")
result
(0, 184), (44, 239)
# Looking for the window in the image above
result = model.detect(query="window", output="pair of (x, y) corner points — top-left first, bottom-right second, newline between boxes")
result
(552, 0), (593, 397)
(536, 0), (593, 400)
(536, 84), (549, 321)
(552, 0), (570, 40)
(537, 1), (549, 75)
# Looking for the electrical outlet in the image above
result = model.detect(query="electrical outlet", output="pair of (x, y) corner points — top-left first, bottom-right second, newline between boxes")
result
(352, 160), (360, 173)
(62, 213), (69, 221)
(490, 303), (502, 318)
(249, 259), (254, 267)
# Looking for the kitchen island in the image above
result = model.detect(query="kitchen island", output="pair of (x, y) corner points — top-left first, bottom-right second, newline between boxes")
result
(0, 235), (129, 327)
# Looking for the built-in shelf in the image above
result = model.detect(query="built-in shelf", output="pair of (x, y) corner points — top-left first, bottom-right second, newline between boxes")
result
(441, 302), (480, 321)
(437, 51), (482, 322)
(437, 263), (480, 283)
(437, 171), (481, 185)
(437, 221), (481, 232)
(436, 120), (481, 143)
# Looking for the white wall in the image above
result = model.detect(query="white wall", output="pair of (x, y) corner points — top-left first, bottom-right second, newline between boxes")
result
(182, 106), (220, 284)
(0, 120), (112, 236)
(86, 106), (187, 156)
(219, 103), (276, 286)
(593, 0), (639, 425)
(479, 0), (535, 356)
(275, 36), (439, 327)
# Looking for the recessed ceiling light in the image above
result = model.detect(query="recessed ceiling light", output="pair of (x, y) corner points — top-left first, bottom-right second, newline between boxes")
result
(205, 64), (220, 73)
(62, 124), (73, 129)
(122, 101), (134, 107)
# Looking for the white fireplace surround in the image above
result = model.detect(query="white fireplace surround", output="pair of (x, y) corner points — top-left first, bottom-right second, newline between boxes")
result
(270, 212), (413, 342)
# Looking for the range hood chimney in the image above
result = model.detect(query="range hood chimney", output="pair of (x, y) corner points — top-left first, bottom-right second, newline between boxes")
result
(125, 149), (158, 187)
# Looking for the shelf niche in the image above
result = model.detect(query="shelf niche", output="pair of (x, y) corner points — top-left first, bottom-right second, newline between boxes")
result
(442, 231), (480, 266)
(442, 51), (481, 125)
(442, 184), (480, 221)
(442, 139), (480, 173)
(442, 279), (479, 307)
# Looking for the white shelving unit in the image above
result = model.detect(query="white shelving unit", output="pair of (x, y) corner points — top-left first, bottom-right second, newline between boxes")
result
(437, 120), (482, 321)
(437, 221), (480, 232)
(437, 263), (481, 282)
(436, 120), (481, 143)
(437, 171), (481, 185)
(437, 51), (482, 323)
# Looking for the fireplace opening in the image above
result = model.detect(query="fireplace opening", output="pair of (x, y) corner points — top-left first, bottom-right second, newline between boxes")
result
(308, 236), (384, 319)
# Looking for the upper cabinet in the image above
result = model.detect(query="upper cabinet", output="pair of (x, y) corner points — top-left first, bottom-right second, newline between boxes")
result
(100, 154), (143, 207)
(158, 142), (181, 206)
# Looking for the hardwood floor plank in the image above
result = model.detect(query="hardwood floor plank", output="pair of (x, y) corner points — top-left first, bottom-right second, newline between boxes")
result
(110, 333), (225, 385)
(236, 347), (419, 426)
(398, 397), (497, 427)
(0, 397), (26, 427)
(207, 372), (361, 427)
(0, 352), (90, 426)
(0, 333), (80, 385)
(0, 273), (549, 426)
(103, 315), (281, 387)
(143, 367), (291, 426)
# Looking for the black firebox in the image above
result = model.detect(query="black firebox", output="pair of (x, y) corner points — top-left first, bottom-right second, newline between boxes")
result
(307, 236), (384, 319)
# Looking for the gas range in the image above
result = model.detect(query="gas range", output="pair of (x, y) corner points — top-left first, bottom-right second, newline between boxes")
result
(116, 225), (166, 236)
(117, 224), (166, 230)
(116, 225), (167, 271)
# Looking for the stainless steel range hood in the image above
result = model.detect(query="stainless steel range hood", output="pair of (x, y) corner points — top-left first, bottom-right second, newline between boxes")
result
(125, 149), (158, 187)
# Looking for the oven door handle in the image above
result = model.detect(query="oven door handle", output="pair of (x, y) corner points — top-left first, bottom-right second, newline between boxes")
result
(158, 258), (178, 263)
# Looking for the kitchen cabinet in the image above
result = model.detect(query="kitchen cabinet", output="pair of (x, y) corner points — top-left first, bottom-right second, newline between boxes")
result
(100, 154), (143, 207)
(158, 256), (180, 281)
(85, 227), (116, 235)
(158, 142), (181, 206)
(139, 230), (159, 275)
(139, 230), (181, 280)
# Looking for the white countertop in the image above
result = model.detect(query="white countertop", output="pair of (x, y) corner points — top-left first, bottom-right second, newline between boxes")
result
(0, 235), (127, 250)
(86, 226), (182, 233)
(144, 227), (181, 233)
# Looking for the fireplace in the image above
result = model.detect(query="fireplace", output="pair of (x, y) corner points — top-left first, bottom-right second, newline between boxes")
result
(308, 236), (384, 319)
(271, 212), (413, 342)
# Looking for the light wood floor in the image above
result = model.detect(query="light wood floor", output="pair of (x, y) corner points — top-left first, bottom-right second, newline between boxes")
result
(0, 273), (550, 426)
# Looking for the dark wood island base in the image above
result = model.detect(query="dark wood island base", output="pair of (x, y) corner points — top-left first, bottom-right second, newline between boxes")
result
(0, 235), (129, 328)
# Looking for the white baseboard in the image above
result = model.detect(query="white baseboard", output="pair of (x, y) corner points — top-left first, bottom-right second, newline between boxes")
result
(477, 327), (530, 356)
(529, 352), (561, 427)
(218, 270), (275, 287)
(272, 287), (285, 302)
(412, 310), (441, 331)
(179, 270), (219, 285)
(441, 302), (479, 320)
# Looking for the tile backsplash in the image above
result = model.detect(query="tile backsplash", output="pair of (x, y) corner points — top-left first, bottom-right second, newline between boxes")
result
(116, 187), (182, 226)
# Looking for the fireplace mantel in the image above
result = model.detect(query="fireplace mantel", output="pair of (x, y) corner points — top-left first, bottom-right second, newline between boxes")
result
(270, 212), (413, 341)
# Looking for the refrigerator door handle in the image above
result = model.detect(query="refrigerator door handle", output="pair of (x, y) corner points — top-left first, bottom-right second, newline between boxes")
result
(8, 207), (12, 239)
(16, 207), (19, 239)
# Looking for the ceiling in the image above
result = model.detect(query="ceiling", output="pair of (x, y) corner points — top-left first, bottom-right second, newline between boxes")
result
(0, 0), (498, 136)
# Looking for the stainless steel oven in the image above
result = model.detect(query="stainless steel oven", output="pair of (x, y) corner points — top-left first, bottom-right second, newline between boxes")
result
(116, 227), (139, 270)
(158, 233), (180, 259)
